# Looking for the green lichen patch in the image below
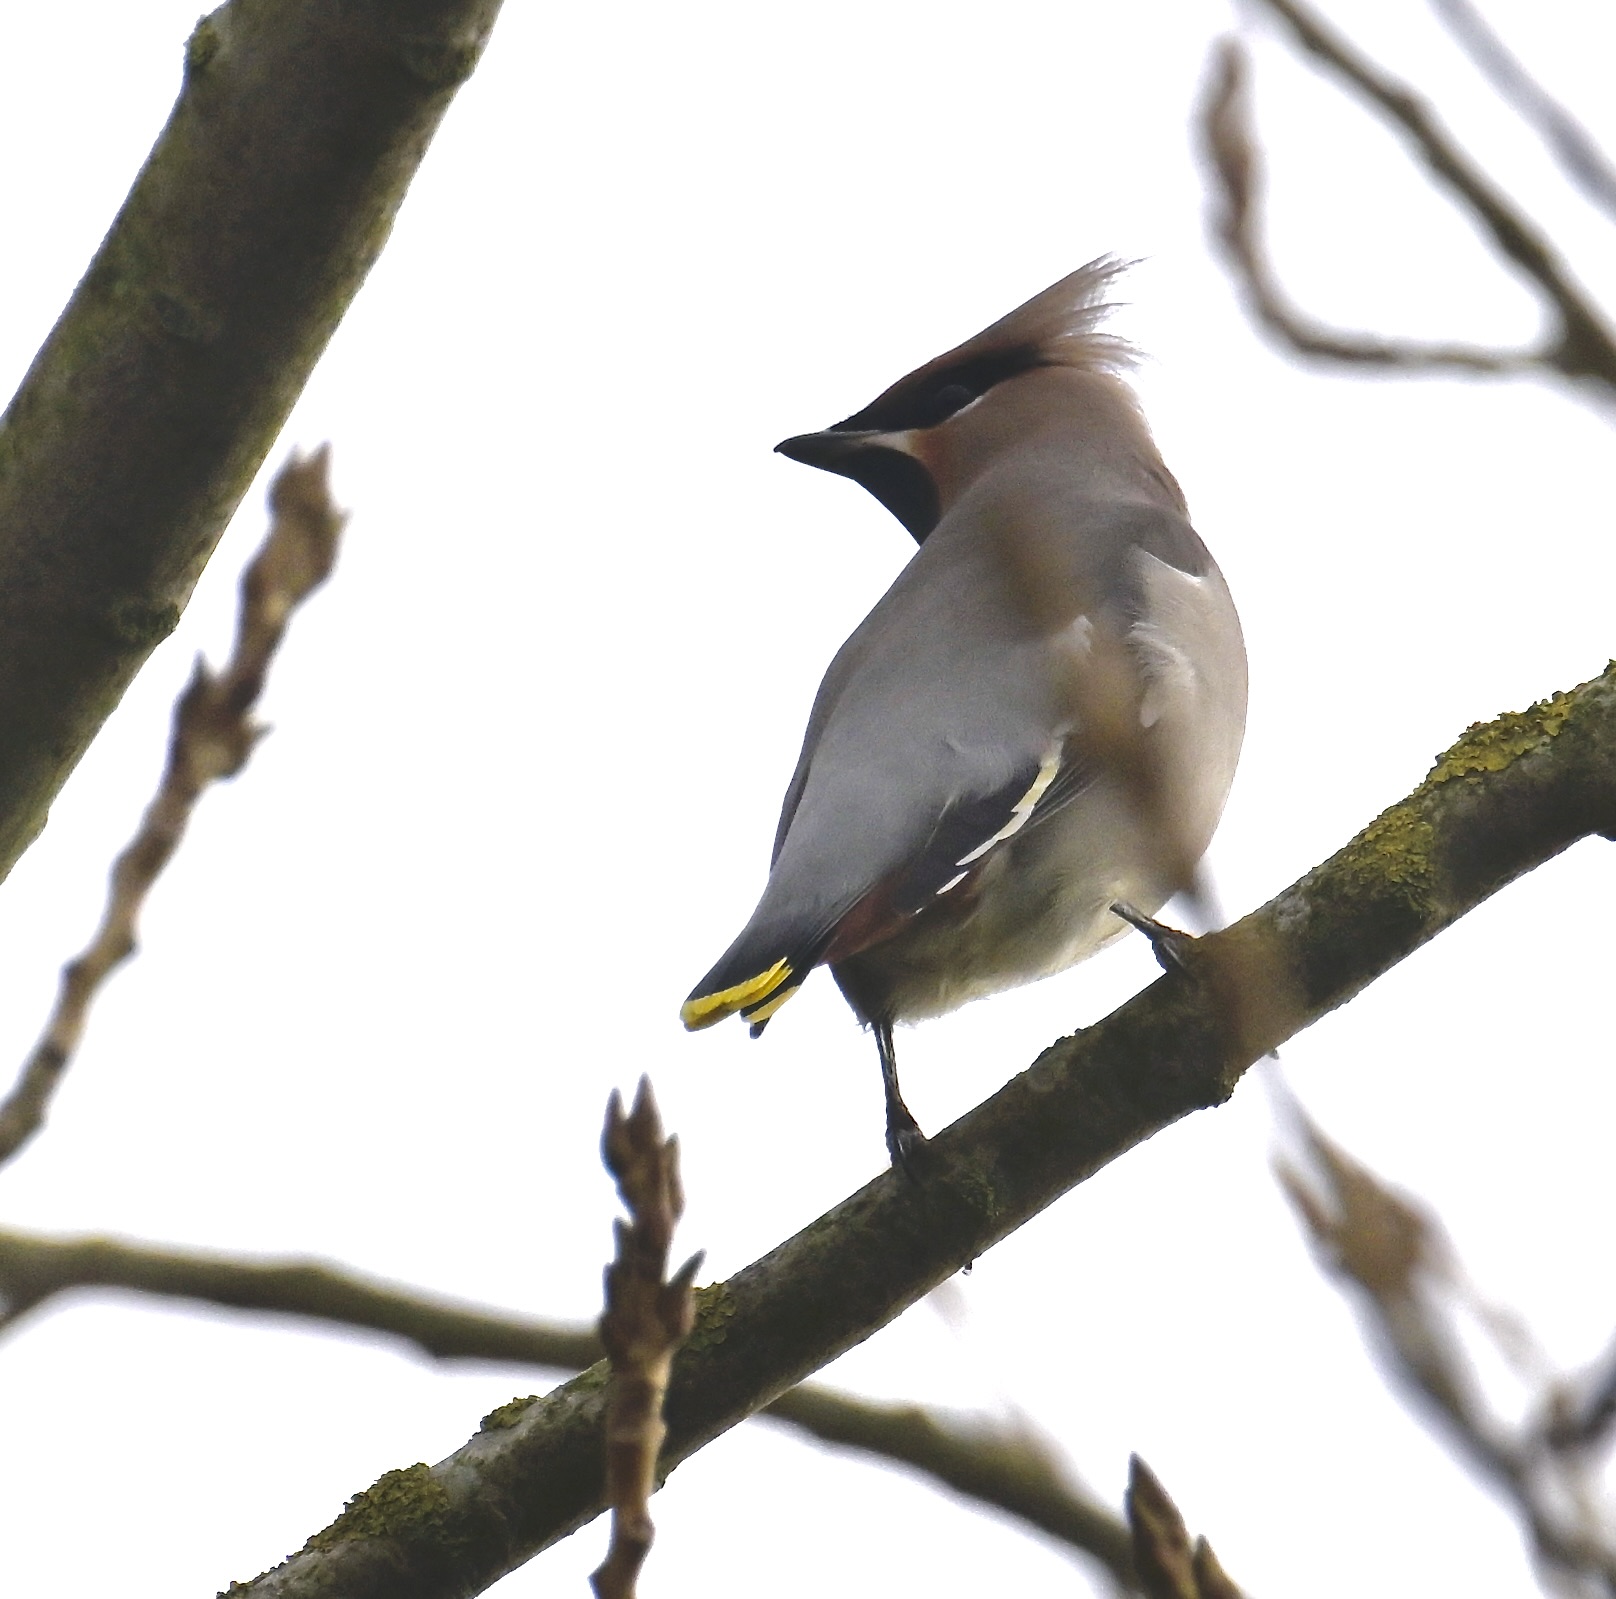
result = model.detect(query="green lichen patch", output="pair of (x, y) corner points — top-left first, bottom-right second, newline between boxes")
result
(185, 16), (221, 75)
(480, 1393), (539, 1431)
(103, 597), (182, 652)
(684, 1282), (737, 1354)
(398, 39), (483, 88)
(1332, 802), (1436, 902)
(1426, 689), (1577, 787)
(1295, 799), (1438, 1006)
(302, 1463), (458, 1554)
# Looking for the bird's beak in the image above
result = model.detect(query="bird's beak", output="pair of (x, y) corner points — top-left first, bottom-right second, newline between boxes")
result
(774, 428), (892, 471)
(773, 427), (937, 542)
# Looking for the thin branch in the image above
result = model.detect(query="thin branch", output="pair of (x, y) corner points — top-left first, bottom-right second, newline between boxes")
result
(1199, 38), (1539, 375)
(1552, 1339), (1616, 1452)
(1277, 1099), (1616, 1594)
(766, 1388), (1139, 1591)
(0, 452), (345, 1170)
(220, 662), (1616, 1598)
(0, 1227), (600, 1366)
(1429, 0), (1616, 223)
(591, 1082), (702, 1599)
(0, 0), (504, 882)
(0, 1224), (1139, 1589)
(1206, 0), (1616, 390)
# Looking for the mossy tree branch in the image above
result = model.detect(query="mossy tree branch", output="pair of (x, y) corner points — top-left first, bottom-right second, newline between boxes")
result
(220, 664), (1616, 1597)
(0, 0), (504, 882)
(0, 1225), (1141, 1591)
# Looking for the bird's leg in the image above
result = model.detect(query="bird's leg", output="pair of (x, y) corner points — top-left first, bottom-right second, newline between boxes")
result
(1112, 900), (1195, 975)
(875, 1019), (927, 1174)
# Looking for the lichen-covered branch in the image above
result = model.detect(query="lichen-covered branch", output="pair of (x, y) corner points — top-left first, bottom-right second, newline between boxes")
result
(0, 0), (504, 884)
(0, 1225), (1139, 1588)
(1201, 1), (1616, 393)
(0, 452), (344, 1168)
(591, 1083), (702, 1599)
(218, 662), (1616, 1598)
(1277, 1099), (1616, 1592)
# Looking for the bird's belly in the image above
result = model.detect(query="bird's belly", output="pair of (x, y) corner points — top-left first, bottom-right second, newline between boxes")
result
(833, 781), (1182, 1023)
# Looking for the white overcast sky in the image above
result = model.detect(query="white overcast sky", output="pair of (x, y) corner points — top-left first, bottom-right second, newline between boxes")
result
(2, 2), (1615, 1595)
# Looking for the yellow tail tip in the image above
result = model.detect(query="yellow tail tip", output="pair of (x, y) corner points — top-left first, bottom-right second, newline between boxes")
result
(741, 982), (800, 1027)
(681, 957), (793, 1030)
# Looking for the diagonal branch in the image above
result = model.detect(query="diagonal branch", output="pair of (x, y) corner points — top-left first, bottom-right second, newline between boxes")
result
(1429, 0), (1616, 223)
(0, 1224), (1141, 1591)
(0, 451), (345, 1169)
(218, 661), (1616, 1598)
(0, 0), (504, 884)
(1205, 0), (1616, 391)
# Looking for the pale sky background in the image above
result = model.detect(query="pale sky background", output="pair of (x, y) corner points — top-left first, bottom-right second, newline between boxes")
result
(1, 2), (1614, 1594)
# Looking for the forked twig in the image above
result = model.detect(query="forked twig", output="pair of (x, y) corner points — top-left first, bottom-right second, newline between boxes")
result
(0, 449), (345, 1168)
(1199, 36), (1537, 376)
(1203, 0), (1616, 391)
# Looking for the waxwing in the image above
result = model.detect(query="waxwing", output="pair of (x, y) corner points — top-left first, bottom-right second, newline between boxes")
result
(682, 260), (1247, 1166)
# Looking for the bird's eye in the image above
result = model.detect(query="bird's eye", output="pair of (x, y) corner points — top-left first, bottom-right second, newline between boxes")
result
(917, 382), (979, 426)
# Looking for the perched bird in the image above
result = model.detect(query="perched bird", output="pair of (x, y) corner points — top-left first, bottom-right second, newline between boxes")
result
(682, 260), (1246, 1166)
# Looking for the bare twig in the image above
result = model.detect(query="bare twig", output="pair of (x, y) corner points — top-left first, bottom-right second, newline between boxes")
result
(1276, 1098), (1616, 1593)
(1204, 0), (1616, 391)
(591, 1080), (702, 1599)
(1199, 37), (1536, 374)
(0, 1226), (598, 1362)
(0, 450), (345, 1169)
(769, 1388), (1140, 1591)
(1125, 1457), (1245, 1599)
(1430, 0), (1616, 223)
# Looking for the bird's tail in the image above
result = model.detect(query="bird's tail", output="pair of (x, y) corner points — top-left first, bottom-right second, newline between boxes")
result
(681, 954), (803, 1036)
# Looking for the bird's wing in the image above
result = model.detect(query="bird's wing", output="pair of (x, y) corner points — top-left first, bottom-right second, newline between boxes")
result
(682, 732), (1089, 1033)
(682, 500), (1216, 1035)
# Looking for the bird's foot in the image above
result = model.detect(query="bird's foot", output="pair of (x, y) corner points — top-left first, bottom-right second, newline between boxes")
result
(1112, 900), (1195, 976)
(885, 1099), (930, 1179)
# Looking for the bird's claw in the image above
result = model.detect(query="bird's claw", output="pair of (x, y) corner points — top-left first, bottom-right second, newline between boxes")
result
(1112, 900), (1196, 975)
(885, 1102), (930, 1179)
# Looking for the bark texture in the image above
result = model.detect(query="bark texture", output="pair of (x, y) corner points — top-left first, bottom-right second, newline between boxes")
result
(0, 0), (504, 878)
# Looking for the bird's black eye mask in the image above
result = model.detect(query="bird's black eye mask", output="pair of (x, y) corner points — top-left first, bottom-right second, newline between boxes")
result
(777, 346), (1046, 543)
(832, 344), (1043, 432)
(803, 345), (1045, 542)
